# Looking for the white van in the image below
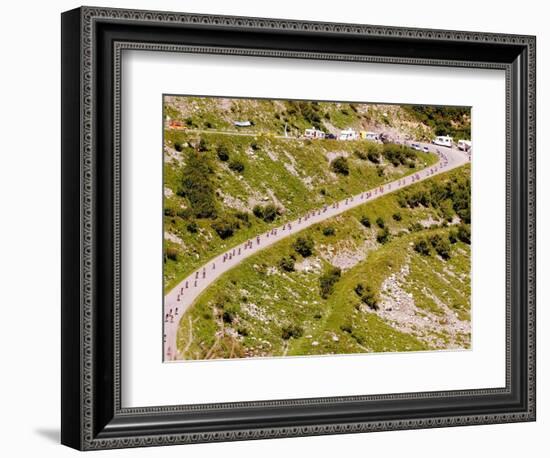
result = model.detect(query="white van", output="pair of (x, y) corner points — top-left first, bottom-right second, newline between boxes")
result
(339, 128), (358, 141)
(304, 127), (326, 139)
(432, 135), (453, 148)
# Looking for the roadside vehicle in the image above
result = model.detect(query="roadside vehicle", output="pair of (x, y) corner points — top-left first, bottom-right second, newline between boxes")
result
(432, 135), (453, 147)
(411, 143), (421, 151)
(422, 146), (430, 153)
(326, 133), (337, 140)
(359, 131), (380, 142)
(338, 128), (359, 141)
(233, 120), (252, 127)
(457, 139), (472, 152)
(304, 127), (326, 139)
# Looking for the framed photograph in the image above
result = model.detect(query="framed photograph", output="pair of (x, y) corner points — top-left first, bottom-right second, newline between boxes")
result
(61, 6), (536, 450)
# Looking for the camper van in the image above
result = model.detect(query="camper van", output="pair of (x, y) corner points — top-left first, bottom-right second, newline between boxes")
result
(432, 135), (453, 148)
(360, 131), (380, 142)
(457, 139), (472, 152)
(339, 128), (359, 141)
(304, 127), (326, 139)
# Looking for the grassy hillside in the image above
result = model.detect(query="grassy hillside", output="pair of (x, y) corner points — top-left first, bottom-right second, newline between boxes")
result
(176, 165), (471, 360)
(163, 130), (437, 292)
(164, 96), (471, 141)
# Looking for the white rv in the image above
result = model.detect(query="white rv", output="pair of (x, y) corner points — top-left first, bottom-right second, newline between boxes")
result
(339, 128), (359, 141)
(432, 135), (453, 148)
(304, 127), (326, 139)
(457, 139), (472, 152)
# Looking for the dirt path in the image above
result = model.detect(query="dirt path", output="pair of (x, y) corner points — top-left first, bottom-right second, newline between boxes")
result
(163, 143), (470, 361)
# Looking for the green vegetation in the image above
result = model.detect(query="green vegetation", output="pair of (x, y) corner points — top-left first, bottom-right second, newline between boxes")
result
(176, 165), (471, 359)
(319, 267), (342, 299)
(330, 156), (350, 175)
(180, 149), (217, 219)
(293, 235), (315, 257)
(164, 124), (437, 292)
(402, 105), (471, 140)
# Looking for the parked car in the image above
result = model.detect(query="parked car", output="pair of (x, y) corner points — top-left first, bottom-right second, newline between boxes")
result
(326, 133), (337, 140)
(411, 143), (421, 151)
(422, 146), (429, 153)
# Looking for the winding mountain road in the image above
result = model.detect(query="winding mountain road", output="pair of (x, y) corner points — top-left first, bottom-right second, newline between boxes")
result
(163, 143), (470, 361)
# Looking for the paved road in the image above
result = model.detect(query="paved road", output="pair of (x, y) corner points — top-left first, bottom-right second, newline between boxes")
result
(163, 143), (470, 361)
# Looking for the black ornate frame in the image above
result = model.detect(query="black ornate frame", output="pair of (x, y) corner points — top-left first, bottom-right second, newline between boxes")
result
(61, 6), (536, 451)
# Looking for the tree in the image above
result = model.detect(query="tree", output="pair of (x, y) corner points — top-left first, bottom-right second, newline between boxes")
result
(331, 156), (350, 175)
(174, 142), (184, 152)
(293, 236), (314, 257)
(376, 217), (385, 228)
(392, 212), (402, 221)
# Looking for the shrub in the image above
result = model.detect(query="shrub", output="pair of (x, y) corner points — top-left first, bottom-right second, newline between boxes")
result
(186, 221), (198, 233)
(319, 267), (342, 299)
(409, 222), (423, 232)
(281, 324), (303, 340)
(354, 283), (366, 297)
(278, 255), (296, 272)
(222, 310), (235, 324)
(216, 145), (230, 161)
(293, 236), (314, 257)
(176, 208), (192, 219)
(198, 138), (209, 152)
(457, 224), (471, 244)
(182, 150), (217, 219)
(354, 283), (378, 310)
(250, 142), (260, 151)
(165, 246), (179, 262)
(448, 229), (458, 244)
(360, 216), (371, 228)
(376, 217), (385, 228)
(228, 159), (245, 173)
(330, 156), (350, 175)
(429, 234), (451, 259)
(361, 286), (379, 310)
(392, 212), (402, 221)
(414, 238), (431, 256)
(368, 151), (381, 163)
(164, 207), (176, 217)
(211, 216), (240, 239)
(376, 227), (390, 244)
(355, 150), (368, 160)
(340, 322), (353, 334)
(234, 211), (251, 226)
(252, 204), (279, 223)
(323, 226), (336, 236)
